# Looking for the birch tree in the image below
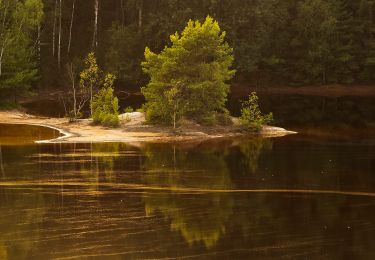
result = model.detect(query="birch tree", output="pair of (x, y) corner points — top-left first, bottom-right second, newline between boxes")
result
(67, 0), (75, 55)
(137, 0), (143, 32)
(57, 0), (62, 69)
(66, 62), (89, 120)
(52, 0), (57, 56)
(92, 0), (99, 50)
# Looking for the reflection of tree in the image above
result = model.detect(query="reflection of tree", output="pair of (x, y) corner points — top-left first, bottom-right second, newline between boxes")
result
(0, 189), (47, 260)
(145, 193), (233, 249)
(37, 143), (127, 188)
(90, 142), (122, 179)
(141, 143), (234, 248)
(239, 138), (273, 173)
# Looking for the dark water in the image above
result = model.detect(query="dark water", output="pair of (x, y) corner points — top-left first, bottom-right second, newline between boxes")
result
(24, 93), (375, 130)
(227, 94), (375, 128)
(0, 124), (375, 259)
(0, 124), (61, 145)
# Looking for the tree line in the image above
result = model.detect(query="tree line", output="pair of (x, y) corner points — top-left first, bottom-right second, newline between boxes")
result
(1, 0), (375, 100)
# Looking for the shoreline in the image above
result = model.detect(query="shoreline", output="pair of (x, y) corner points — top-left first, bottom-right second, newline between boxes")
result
(231, 84), (375, 98)
(0, 111), (297, 144)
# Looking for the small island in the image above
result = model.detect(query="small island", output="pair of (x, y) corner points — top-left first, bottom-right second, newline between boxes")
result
(0, 110), (295, 144)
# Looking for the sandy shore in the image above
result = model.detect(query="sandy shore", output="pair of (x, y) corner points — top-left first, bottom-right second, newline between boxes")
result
(0, 111), (296, 143)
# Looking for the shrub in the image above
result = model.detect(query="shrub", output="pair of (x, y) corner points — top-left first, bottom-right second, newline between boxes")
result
(124, 106), (134, 113)
(198, 113), (217, 126)
(102, 113), (119, 127)
(240, 92), (273, 130)
(91, 84), (119, 127)
(216, 110), (233, 126)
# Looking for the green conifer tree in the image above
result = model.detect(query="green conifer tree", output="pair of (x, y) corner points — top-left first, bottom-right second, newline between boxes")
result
(141, 16), (235, 126)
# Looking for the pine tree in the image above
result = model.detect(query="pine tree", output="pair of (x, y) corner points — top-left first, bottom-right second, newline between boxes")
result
(330, 0), (356, 84)
(357, 0), (375, 82)
(0, 0), (44, 101)
(141, 16), (235, 126)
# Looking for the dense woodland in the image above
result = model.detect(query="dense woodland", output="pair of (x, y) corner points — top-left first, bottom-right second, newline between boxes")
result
(1, 0), (375, 100)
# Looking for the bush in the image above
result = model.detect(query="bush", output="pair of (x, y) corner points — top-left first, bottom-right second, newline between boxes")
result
(91, 86), (119, 127)
(216, 110), (233, 126)
(102, 113), (119, 127)
(124, 106), (134, 113)
(240, 92), (273, 130)
(198, 113), (217, 126)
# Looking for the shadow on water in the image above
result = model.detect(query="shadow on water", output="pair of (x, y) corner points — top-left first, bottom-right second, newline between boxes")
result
(0, 124), (375, 258)
(23, 92), (375, 131)
(0, 124), (61, 145)
(227, 93), (375, 130)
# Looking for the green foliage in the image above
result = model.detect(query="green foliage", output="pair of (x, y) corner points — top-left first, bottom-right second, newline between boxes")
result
(289, 0), (338, 85)
(15, 0), (375, 90)
(80, 52), (102, 89)
(124, 106), (134, 113)
(240, 92), (273, 130)
(80, 52), (103, 115)
(141, 16), (235, 126)
(104, 24), (144, 85)
(91, 74), (120, 127)
(0, 0), (44, 99)
(216, 109), (233, 126)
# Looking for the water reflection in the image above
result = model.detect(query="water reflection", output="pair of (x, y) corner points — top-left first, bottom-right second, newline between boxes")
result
(141, 143), (236, 248)
(0, 190), (47, 260)
(238, 138), (273, 173)
(0, 125), (375, 258)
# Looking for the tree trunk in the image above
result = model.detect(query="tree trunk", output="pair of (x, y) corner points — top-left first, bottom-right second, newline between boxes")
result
(0, 145), (4, 178)
(66, 63), (76, 119)
(120, 0), (125, 27)
(0, 44), (5, 77)
(92, 0), (99, 50)
(73, 84), (76, 119)
(90, 84), (93, 116)
(38, 25), (41, 56)
(173, 103), (176, 129)
(67, 0), (75, 55)
(138, 0), (143, 33)
(52, 0), (58, 56)
(58, 0), (62, 69)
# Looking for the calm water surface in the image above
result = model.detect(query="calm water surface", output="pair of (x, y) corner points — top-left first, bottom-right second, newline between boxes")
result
(0, 124), (375, 259)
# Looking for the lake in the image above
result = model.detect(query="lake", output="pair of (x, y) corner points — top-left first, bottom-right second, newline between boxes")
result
(0, 123), (374, 259)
